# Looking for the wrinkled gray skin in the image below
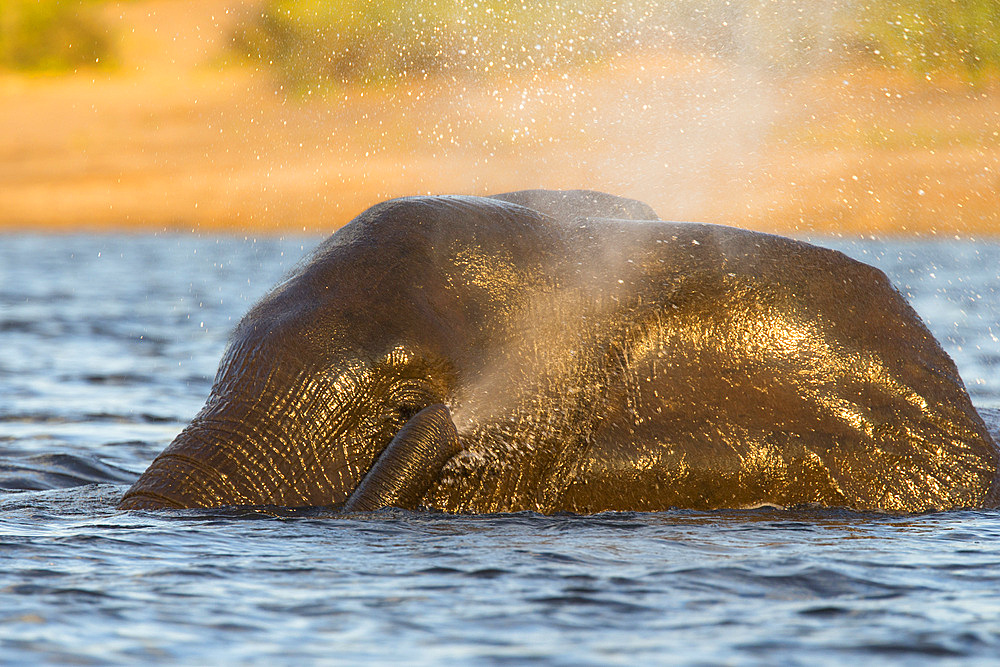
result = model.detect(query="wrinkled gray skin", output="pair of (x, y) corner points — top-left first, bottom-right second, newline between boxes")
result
(120, 190), (1000, 513)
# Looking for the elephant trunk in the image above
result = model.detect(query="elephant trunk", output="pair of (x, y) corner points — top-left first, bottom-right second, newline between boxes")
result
(120, 402), (464, 511)
(119, 387), (341, 509)
(119, 416), (283, 509)
(117, 441), (231, 510)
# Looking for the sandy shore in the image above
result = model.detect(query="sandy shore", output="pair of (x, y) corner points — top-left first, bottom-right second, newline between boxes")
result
(1, 0), (998, 236)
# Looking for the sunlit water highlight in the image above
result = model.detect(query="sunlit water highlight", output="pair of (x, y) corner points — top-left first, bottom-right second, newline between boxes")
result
(2, 234), (1000, 663)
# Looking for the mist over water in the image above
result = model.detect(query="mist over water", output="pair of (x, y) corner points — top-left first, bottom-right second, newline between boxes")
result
(11, 0), (989, 233)
(309, 2), (802, 218)
(215, 0), (999, 236)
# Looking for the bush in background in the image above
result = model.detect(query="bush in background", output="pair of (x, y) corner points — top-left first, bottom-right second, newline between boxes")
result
(0, 0), (112, 72)
(2, 0), (995, 81)
(856, 0), (1000, 77)
(232, 0), (1000, 90)
(232, 0), (626, 91)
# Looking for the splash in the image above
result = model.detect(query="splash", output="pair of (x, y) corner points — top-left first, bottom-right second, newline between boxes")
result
(229, 0), (869, 229)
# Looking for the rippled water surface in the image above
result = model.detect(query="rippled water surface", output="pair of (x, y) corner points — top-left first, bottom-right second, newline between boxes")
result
(2, 234), (1000, 664)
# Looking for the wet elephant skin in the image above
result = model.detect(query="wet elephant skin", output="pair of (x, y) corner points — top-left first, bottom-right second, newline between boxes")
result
(119, 189), (1000, 513)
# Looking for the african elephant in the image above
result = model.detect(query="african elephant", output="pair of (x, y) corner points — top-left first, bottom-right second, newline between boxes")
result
(119, 189), (1000, 513)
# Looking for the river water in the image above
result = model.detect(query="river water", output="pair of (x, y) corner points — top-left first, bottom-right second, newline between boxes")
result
(2, 233), (1000, 664)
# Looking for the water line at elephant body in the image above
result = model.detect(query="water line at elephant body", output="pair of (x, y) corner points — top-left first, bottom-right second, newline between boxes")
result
(2, 233), (1000, 662)
(114, 195), (1000, 513)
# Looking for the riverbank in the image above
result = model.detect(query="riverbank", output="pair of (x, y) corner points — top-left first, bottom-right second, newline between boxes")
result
(1, 0), (997, 236)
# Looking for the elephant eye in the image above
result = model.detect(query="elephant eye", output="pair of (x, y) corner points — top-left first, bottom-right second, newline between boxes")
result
(394, 404), (421, 425)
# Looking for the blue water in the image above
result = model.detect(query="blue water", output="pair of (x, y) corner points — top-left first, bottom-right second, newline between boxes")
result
(2, 233), (1000, 664)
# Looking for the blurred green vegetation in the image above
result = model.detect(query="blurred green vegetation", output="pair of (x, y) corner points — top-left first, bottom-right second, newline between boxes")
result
(234, 0), (1000, 90)
(1, 0), (996, 81)
(231, 0), (620, 89)
(857, 0), (1000, 76)
(0, 0), (112, 72)
(0, 0), (113, 72)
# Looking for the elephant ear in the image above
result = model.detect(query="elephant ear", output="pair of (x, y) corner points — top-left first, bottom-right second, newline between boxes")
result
(343, 404), (461, 512)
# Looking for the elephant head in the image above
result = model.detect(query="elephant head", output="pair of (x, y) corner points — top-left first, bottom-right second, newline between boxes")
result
(118, 192), (578, 510)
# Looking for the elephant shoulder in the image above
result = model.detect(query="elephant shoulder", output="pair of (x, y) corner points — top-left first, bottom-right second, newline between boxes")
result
(491, 189), (660, 222)
(665, 222), (896, 297)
